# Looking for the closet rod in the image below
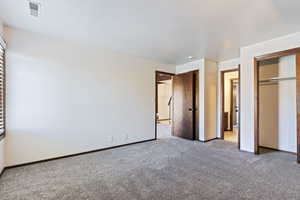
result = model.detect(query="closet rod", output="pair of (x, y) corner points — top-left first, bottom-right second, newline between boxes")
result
(259, 77), (296, 83)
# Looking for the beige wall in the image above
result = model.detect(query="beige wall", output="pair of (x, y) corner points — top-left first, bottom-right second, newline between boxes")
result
(203, 59), (218, 141)
(4, 26), (175, 166)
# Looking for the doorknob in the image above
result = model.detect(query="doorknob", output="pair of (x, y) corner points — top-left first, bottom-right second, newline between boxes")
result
(189, 108), (193, 111)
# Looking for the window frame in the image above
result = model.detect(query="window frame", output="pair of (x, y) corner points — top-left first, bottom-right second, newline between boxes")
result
(0, 41), (6, 141)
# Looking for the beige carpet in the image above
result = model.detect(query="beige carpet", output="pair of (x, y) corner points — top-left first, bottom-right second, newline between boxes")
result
(0, 138), (300, 200)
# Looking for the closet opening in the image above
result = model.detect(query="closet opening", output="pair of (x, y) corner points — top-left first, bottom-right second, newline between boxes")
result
(254, 48), (300, 163)
(220, 68), (240, 148)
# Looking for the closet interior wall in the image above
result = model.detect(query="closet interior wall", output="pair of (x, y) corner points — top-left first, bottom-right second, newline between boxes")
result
(259, 55), (297, 153)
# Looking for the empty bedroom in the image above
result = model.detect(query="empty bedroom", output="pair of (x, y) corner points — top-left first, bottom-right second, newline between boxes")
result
(1, 1), (300, 200)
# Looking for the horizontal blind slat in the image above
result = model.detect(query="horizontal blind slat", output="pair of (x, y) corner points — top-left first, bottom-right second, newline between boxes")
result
(0, 47), (4, 135)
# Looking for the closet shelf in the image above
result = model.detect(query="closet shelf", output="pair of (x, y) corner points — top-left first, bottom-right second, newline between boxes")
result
(259, 76), (296, 83)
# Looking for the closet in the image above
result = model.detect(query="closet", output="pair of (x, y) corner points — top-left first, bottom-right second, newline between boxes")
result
(258, 55), (297, 153)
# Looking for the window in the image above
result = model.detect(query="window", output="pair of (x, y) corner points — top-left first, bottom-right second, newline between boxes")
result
(0, 43), (5, 140)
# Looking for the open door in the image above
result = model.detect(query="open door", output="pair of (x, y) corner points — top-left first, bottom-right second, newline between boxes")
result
(172, 71), (198, 140)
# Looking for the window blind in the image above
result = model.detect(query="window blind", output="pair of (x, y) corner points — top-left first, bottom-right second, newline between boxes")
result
(0, 44), (5, 138)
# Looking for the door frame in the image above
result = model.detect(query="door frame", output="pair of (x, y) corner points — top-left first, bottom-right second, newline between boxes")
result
(230, 78), (239, 130)
(155, 71), (175, 140)
(220, 67), (241, 149)
(253, 47), (300, 163)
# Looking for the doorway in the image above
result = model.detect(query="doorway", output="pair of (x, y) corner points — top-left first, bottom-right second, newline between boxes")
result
(221, 69), (240, 147)
(155, 70), (199, 140)
(155, 71), (174, 139)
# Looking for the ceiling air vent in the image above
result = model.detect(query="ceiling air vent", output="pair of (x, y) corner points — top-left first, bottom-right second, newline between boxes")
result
(29, 1), (40, 17)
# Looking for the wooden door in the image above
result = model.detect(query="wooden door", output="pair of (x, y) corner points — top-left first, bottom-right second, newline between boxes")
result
(172, 71), (197, 140)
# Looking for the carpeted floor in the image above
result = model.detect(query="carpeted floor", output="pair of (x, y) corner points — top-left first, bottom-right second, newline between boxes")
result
(0, 138), (300, 200)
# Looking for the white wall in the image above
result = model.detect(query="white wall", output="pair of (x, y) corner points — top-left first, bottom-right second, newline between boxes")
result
(0, 18), (5, 174)
(217, 58), (240, 138)
(176, 59), (218, 141)
(176, 60), (203, 74)
(218, 58), (240, 71)
(4, 26), (175, 166)
(259, 55), (297, 153)
(240, 31), (300, 152)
